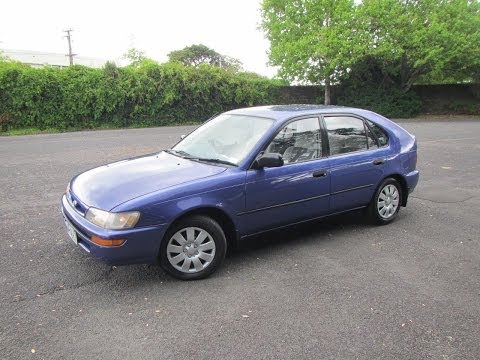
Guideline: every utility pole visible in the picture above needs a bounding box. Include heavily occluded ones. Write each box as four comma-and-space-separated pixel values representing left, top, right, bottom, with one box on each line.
63, 29, 76, 65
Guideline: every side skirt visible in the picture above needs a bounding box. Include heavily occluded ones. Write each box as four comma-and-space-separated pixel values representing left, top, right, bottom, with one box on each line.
239, 206, 368, 240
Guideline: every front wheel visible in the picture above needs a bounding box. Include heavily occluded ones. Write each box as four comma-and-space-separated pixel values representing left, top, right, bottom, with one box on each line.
368, 178, 402, 225
159, 215, 226, 280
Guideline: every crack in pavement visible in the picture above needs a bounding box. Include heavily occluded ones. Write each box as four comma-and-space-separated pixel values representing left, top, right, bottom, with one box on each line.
411, 195, 477, 204
9, 266, 116, 304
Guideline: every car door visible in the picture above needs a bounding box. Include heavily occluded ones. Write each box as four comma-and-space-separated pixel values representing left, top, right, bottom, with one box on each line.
240, 117, 331, 235
323, 115, 387, 211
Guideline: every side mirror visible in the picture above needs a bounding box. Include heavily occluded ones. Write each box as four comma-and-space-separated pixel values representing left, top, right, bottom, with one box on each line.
253, 153, 284, 169
180, 134, 186, 140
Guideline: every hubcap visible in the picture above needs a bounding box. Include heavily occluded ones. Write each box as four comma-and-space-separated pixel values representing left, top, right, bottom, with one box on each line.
166, 227, 216, 273
377, 184, 400, 219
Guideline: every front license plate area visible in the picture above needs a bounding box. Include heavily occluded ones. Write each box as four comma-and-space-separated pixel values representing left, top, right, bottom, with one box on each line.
64, 218, 78, 244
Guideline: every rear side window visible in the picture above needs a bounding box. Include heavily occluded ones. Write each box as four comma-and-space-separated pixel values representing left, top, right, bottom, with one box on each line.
367, 120, 389, 147
324, 116, 369, 155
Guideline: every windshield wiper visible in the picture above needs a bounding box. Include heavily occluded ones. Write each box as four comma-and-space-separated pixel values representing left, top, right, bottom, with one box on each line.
194, 158, 238, 167
164, 149, 193, 158
165, 150, 236, 166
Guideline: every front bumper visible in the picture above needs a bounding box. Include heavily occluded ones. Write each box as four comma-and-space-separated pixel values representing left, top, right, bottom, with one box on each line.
61, 195, 167, 265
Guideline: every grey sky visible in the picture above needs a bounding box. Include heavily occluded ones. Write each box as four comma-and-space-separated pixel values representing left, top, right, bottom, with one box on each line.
0, 0, 277, 77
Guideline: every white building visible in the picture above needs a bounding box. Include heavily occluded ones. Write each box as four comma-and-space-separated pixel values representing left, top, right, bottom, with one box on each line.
1, 49, 112, 68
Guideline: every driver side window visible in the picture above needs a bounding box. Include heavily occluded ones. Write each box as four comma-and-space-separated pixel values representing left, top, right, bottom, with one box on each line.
267, 118, 321, 164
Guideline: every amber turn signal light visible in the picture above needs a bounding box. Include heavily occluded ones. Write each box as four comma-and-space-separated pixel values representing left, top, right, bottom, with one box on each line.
90, 236, 125, 247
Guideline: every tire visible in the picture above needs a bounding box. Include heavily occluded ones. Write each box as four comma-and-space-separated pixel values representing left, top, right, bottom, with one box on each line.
368, 178, 402, 225
159, 215, 227, 280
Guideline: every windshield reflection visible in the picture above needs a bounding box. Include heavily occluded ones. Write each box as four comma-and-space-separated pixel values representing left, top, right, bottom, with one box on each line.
172, 114, 274, 166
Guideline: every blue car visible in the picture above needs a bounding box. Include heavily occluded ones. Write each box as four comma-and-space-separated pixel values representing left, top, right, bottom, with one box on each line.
62, 105, 419, 280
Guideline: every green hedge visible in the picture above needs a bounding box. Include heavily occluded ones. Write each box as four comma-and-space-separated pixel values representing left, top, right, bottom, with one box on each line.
336, 85, 422, 118
0, 59, 444, 132
0, 60, 283, 131
334, 56, 422, 118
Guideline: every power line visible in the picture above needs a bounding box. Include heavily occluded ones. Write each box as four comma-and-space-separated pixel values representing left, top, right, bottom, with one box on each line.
63, 29, 76, 65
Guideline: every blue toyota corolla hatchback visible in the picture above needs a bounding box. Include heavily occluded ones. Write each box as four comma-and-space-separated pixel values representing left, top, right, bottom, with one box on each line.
62, 105, 419, 280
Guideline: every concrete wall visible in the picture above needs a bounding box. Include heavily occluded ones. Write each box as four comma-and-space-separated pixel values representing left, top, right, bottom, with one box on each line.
275, 85, 325, 104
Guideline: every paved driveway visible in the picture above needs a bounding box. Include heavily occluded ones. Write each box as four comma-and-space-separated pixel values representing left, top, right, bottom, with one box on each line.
1, 119, 479, 359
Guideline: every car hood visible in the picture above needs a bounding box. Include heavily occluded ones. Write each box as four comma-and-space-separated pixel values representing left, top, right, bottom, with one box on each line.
71, 151, 227, 211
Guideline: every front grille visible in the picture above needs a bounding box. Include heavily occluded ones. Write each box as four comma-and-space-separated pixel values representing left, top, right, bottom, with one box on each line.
67, 191, 87, 216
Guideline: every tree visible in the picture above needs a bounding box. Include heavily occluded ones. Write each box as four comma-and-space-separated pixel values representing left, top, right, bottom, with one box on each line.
261, 0, 358, 104
261, 0, 480, 103
167, 44, 243, 71
357, 0, 480, 90
122, 48, 147, 66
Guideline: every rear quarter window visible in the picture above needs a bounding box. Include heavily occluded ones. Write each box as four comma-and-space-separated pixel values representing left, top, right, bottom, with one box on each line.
324, 116, 368, 155
367, 120, 389, 147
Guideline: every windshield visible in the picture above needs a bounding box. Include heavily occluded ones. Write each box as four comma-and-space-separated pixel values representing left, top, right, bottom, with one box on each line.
172, 114, 274, 166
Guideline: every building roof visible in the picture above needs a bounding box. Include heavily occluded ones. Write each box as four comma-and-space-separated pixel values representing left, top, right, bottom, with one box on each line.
2, 49, 111, 68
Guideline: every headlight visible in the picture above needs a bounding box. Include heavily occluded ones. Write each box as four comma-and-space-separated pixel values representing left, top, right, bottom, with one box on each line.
85, 208, 140, 230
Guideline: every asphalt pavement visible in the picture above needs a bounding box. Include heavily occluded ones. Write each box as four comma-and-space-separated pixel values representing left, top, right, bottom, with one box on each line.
1, 118, 479, 359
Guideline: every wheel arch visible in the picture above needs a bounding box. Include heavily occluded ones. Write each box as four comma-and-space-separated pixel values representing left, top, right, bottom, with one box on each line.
382, 173, 408, 206
164, 206, 239, 252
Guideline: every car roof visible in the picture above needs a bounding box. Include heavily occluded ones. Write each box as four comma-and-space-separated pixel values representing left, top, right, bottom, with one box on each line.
224, 105, 373, 123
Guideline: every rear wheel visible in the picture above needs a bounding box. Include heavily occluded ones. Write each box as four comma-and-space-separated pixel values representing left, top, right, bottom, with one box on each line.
369, 178, 402, 225
159, 215, 226, 280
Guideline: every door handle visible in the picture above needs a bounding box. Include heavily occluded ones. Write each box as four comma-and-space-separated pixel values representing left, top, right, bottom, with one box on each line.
313, 170, 328, 177
373, 158, 385, 165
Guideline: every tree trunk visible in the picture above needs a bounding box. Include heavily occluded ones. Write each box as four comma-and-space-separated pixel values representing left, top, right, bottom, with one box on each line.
324, 77, 331, 105
400, 55, 410, 91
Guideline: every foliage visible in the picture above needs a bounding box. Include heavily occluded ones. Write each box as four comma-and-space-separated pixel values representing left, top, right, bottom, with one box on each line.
442, 99, 480, 115
336, 56, 422, 118
122, 48, 147, 66
337, 85, 422, 118
0, 60, 281, 131
357, 0, 480, 91
261, 0, 480, 107
168, 44, 243, 72
261, 0, 359, 103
